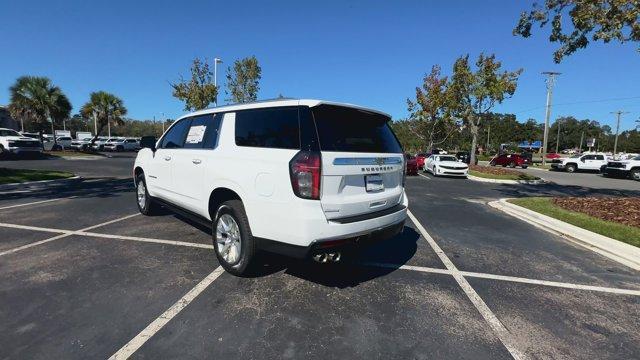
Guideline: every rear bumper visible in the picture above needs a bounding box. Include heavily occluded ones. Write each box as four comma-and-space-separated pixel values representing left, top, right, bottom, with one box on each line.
550, 163, 564, 169
250, 191, 409, 256
258, 218, 406, 259
604, 168, 629, 177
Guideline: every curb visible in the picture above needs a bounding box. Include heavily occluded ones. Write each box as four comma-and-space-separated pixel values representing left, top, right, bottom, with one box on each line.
467, 174, 546, 185
488, 198, 640, 271
0, 176, 82, 191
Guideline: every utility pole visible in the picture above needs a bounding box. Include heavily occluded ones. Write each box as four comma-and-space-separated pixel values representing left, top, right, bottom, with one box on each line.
541, 72, 560, 166
554, 118, 561, 154
611, 110, 629, 159
107, 114, 111, 138
161, 112, 165, 133
579, 131, 584, 152
214, 57, 223, 106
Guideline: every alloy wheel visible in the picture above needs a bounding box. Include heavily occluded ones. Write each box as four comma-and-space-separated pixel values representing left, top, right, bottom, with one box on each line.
137, 181, 146, 209
216, 214, 242, 264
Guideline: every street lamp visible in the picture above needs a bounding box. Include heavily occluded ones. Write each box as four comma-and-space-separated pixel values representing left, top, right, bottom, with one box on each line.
214, 57, 223, 106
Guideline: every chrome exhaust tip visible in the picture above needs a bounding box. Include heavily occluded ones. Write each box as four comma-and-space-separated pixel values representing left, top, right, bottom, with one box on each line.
313, 253, 328, 263
313, 252, 341, 263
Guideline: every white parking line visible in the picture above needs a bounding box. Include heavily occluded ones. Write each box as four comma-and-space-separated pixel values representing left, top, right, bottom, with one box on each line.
0, 213, 140, 257
408, 210, 526, 360
459, 270, 640, 296
0, 222, 72, 234
363, 262, 640, 297
79, 231, 214, 249
0, 196, 78, 211
417, 173, 430, 180
109, 266, 225, 360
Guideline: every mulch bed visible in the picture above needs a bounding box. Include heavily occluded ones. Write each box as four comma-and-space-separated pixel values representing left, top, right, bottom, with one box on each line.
469, 165, 525, 176
553, 197, 640, 228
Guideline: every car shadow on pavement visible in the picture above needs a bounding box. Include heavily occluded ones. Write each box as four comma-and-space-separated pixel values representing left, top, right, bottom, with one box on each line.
0, 178, 134, 202
256, 226, 420, 288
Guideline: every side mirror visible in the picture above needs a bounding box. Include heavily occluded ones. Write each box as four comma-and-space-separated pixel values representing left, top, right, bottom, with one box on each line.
140, 136, 157, 151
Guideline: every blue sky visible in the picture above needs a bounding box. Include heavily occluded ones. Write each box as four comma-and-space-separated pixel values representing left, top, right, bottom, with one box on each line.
1, 0, 638, 130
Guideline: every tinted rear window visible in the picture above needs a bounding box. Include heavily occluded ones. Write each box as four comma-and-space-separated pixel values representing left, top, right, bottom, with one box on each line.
311, 105, 402, 153
235, 107, 300, 149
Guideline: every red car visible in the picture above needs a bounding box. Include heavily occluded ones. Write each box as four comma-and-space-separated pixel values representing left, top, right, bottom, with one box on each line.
490, 153, 530, 168
415, 153, 429, 170
405, 154, 418, 175
545, 153, 562, 159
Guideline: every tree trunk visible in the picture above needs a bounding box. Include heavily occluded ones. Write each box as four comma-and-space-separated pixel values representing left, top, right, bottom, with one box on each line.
469, 121, 479, 165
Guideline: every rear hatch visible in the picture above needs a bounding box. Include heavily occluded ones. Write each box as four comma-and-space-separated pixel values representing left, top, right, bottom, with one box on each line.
310, 104, 404, 221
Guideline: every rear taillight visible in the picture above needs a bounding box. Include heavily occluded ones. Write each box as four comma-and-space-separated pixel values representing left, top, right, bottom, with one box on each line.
289, 151, 321, 200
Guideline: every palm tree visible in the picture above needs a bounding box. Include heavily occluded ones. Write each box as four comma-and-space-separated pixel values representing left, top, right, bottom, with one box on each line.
80, 91, 127, 144
8, 76, 72, 145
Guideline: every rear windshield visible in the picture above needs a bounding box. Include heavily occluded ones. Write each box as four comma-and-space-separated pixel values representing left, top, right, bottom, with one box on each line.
311, 105, 402, 153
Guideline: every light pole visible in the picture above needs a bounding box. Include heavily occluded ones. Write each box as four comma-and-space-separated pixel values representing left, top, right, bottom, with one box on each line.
611, 110, 629, 158
541, 72, 560, 166
161, 112, 165, 133
93, 111, 98, 137
214, 57, 223, 106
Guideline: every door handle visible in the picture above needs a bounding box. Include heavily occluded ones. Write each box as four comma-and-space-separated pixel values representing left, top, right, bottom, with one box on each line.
192, 159, 202, 164
164, 156, 171, 161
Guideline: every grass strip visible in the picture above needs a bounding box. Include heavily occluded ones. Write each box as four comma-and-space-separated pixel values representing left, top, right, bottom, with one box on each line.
0, 168, 74, 184
509, 197, 640, 247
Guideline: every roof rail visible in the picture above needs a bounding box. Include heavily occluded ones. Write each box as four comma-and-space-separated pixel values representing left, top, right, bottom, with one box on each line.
204, 97, 297, 111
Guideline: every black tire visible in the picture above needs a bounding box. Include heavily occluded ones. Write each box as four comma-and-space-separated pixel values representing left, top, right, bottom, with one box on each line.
521, 165, 528, 169
489, 161, 495, 166
630, 168, 640, 181
116, 145, 124, 152
432, 166, 438, 177
213, 200, 257, 276
566, 164, 577, 173
509, 162, 516, 168
0, 144, 5, 158
135, 173, 159, 215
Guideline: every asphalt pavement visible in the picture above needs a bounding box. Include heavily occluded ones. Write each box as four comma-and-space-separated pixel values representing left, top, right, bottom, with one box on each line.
0, 155, 638, 359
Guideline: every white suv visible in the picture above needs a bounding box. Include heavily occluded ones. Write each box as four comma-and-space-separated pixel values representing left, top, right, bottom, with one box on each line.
133, 99, 408, 275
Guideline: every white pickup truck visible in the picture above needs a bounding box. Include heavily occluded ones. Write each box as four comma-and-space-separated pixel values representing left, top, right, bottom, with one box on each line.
603, 156, 640, 181
550, 153, 608, 173
0, 128, 43, 155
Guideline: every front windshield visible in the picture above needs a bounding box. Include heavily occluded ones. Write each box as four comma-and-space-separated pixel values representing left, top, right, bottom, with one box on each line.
570, 154, 581, 158
0, 129, 21, 137
633, 156, 640, 161
439, 156, 458, 162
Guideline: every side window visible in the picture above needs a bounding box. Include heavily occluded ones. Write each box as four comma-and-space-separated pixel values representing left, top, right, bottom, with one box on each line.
184, 114, 223, 149
235, 107, 300, 149
596, 155, 605, 160
160, 118, 192, 149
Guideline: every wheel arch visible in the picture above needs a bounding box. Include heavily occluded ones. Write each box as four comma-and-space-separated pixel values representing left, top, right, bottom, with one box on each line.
133, 166, 144, 184
208, 187, 244, 221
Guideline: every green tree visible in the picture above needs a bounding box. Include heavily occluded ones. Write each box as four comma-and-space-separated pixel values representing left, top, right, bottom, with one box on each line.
80, 91, 127, 143
226, 56, 261, 103
406, 65, 458, 151
171, 58, 219, 111
514, 1, 640, 63
390, 119, 427, 153
8, 76, 72, 144
448, 54, 522, 164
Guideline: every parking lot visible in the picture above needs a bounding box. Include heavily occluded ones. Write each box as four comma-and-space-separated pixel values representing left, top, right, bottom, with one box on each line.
1, 155, 639, 359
